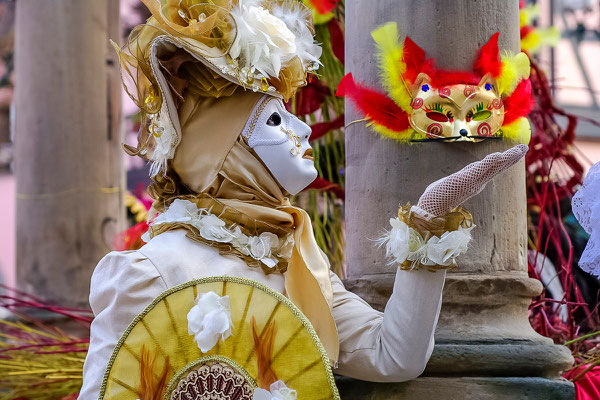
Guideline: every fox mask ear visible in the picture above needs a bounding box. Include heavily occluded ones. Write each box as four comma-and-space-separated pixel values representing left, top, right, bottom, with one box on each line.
474, 32, 502, 77
477, 74, 500, 95
412, 73, 433, 96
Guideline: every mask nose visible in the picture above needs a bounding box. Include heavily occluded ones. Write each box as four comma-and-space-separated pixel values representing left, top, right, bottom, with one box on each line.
453, 120, 469, 138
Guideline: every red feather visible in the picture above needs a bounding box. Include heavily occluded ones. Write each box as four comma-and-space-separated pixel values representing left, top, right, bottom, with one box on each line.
403, 36, 434, 83
520, 26, 534, 40
431, 70, 481, 87
474, 32, 501, 78
336, 73, 410, 132
309, 0, 339, 14
502, 79, 534, 125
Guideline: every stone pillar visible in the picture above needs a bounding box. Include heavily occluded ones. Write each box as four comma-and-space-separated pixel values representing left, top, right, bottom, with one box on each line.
14, 0, 124, 308
342, 0, 574, 398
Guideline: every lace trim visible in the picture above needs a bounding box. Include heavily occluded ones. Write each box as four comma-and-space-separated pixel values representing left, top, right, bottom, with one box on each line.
376, 204, 474, 271
145, 199, 294, 273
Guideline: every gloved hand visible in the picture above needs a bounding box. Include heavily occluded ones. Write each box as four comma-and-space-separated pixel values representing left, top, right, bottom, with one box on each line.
415, 144, 529, 218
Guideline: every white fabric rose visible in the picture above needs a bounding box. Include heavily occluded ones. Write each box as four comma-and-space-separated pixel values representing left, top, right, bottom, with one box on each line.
195, 214, 236, 243
147, 201, 292, 267
230, 1, 297, 78
151, 199, 198, 225
384, 218, 411, 264
247, 232, 280, 269
276, 234, 295, 260
426, 226, 473, 266
380, 217, 473, 269
253, 380, 297, 400
187, 292, 233, 353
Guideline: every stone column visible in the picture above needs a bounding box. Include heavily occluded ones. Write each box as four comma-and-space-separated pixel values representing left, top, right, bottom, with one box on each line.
14, 0, 124, 308
342, 0, 574, 398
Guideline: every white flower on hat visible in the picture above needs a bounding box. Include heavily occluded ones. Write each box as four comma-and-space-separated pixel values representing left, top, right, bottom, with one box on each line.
253, 380, 297, 400
229, 0, 321, 80
187, 291, 233, 353
230, 0, 297, 79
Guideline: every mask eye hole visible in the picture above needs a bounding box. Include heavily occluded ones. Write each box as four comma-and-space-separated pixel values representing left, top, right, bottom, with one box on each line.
267, 112, 282, 126
426, 111, 449, 122
472, 110, 491, 121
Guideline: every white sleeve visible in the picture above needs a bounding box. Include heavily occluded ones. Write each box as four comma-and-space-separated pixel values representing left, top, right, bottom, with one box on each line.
331, 268, 446, 382
78, 251, 168, 400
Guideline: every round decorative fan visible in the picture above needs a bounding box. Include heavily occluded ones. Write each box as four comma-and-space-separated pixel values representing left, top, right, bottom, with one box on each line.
99, 276, 339, 400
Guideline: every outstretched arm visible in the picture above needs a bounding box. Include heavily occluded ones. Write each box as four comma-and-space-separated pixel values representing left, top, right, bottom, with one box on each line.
331, 145, 528, 382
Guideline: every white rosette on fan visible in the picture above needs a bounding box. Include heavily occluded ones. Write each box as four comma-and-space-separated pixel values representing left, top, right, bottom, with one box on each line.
253, 380, 298, 400
187, 291, 234, 353
572, 162, 600, 276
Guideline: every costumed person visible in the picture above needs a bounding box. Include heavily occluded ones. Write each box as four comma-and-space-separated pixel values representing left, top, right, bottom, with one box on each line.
572, 162, 600, 277
80, 3, 530, 399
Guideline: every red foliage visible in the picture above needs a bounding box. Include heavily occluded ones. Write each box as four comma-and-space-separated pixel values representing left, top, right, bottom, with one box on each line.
113, 221, 149, 251
292, 78, 331, 116
474, 32, 501, 78
310, 114, 345, 142
525, 56, 598, 370
564, 366, 600, 399
336, 73, 410, 132
307, 177, 345, 200
328, 19, 345, 65
502, 79, 534, 125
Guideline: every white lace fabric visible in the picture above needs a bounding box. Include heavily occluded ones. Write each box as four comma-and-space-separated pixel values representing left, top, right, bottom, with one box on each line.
144, 199, 294, 269
417, 144, 529, 217
572, 162, 600, 276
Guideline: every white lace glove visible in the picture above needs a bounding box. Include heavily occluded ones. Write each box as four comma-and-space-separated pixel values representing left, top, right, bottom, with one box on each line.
379, 144, 529, 270
414, 144, 529, 219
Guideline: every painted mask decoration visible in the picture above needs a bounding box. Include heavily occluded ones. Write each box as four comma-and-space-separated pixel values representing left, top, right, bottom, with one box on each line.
337, 22, 533, 144
409, 74, 505, 141
243, 96, 318, 195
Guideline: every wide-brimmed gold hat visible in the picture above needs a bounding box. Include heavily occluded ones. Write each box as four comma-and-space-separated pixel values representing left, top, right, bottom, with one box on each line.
113, 0, 321, 176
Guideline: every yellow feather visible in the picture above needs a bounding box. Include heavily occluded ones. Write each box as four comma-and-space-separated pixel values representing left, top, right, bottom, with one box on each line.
497, 51, 530, 96
501, 117, 531, 144
521, 26, 559, 55
521, 31, 542, 54
371, 22, 413, 112
519, 4, 540, 28
538, 26, 560, 49
372, 124, 419, 141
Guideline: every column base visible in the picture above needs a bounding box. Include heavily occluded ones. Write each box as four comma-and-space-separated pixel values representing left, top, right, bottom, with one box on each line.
335, 376, 574, 400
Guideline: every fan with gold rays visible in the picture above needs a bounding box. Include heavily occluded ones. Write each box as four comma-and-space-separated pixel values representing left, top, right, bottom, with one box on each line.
99, 276, 340, 400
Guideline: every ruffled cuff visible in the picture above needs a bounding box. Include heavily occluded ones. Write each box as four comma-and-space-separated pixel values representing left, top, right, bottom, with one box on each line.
377, 203, 474, 271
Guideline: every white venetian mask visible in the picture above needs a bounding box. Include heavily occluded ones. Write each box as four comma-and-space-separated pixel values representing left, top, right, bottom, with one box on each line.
243, 96, 318, 195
